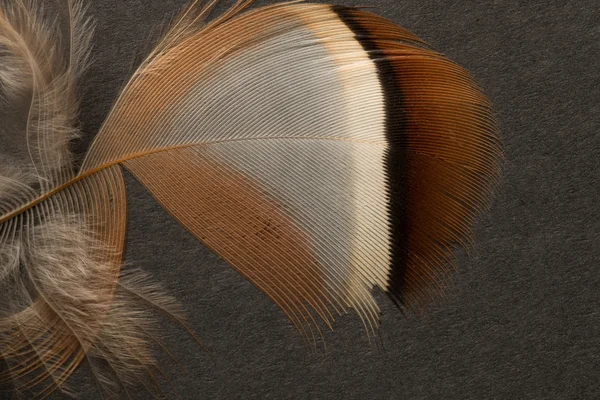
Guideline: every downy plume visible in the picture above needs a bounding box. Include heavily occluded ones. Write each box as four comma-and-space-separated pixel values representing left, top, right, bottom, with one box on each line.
1, 1, 188, 398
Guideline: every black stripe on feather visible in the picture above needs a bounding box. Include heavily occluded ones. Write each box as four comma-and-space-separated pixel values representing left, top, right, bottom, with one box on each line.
332, 5, 410, 306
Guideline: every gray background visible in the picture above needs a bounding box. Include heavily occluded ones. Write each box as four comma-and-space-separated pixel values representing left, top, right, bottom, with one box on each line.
4, 0, 600, 398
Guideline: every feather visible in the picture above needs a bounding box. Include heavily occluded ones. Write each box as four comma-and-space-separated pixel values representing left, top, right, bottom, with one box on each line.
82, 0, 501, 331
0, 0, 502, 397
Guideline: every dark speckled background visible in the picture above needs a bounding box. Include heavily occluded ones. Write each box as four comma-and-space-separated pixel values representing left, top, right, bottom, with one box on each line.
2, 0, 599, 398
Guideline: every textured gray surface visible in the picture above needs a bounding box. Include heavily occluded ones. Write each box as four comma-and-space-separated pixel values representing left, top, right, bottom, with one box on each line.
4, 0, 600, 398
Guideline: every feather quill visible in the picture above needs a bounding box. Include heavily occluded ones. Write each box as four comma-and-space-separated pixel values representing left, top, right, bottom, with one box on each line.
0, 0, 502, 397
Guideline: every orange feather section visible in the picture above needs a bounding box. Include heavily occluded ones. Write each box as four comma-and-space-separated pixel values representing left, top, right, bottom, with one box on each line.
125, 148, 337, 343
332, 6, 502, 308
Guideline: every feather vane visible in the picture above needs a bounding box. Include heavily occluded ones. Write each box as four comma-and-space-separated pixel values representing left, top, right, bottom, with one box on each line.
0, 0, 502, 397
